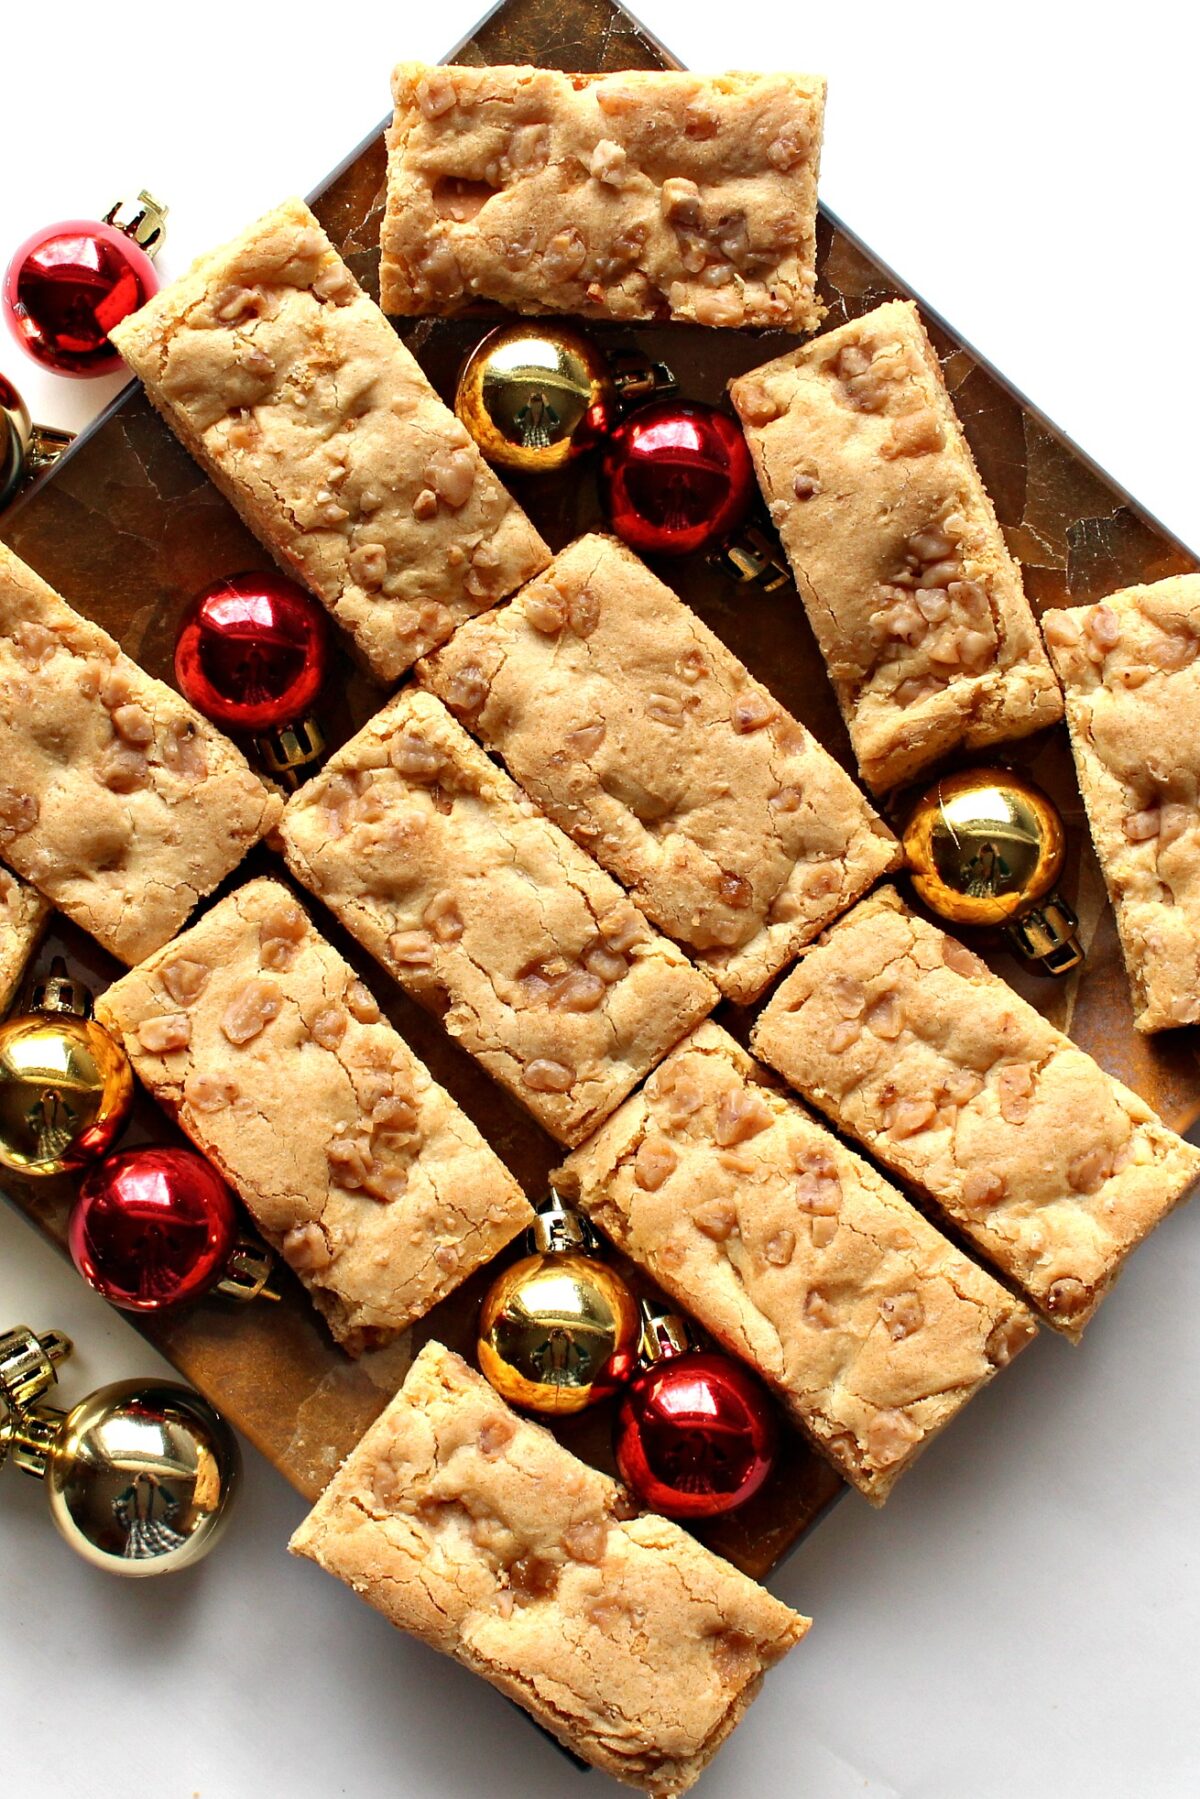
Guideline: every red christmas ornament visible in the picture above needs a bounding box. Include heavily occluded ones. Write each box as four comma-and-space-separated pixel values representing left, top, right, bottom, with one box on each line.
175, 572, 330, 734
599, 400, 755, 558
614, 1306, 776, 1519
3, 194, 167, 378
68, 1145, 275, 1313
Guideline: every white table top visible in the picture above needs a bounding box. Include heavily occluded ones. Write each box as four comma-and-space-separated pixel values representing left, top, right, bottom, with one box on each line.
3, 4, 1198, 1796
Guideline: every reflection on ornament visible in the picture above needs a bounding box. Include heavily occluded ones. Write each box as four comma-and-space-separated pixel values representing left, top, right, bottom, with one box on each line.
0, 372, 74, 509
477, 1190, 638, 1414
70, 1145, 277, 1313
1, 1362, 239, 1576
0, 961, 133, 1176
902, 766, 1082, 974
613, 1304, 777, 1519
455, 320, 675, 474
599, 400, 755, 557
3, 192, 168, 376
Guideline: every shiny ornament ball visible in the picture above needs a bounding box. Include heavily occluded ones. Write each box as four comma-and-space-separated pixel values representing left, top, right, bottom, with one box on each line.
174, 571, 330, 733
3, 220, 158, 376
614, 1349, 777, 1519
0, 1012, 133, 1177
1, 372, 33, 508
599, 400, 755, 557
42, 1379, 239, 1575
478, 1250, 639, 1415
456, 321, 616, 473
70, 1146, 239, 1312
902, 766, 1066, 927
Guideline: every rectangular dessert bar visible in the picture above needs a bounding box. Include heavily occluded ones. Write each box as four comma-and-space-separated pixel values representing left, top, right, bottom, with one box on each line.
290, 1340, 808, 1794
1043, 578, 1200, 1033
557, 1021, 1036, 1503
383, 65, 826, 331
730, 300, 1063, 792
278, 690, 717, 1145
109, 198, 549, 685
0, 867, 48, 1013
420, 534, 900, 1003
0, 544, 281, 966
96, 879, 532, 1355
751, 887, 1200, 1337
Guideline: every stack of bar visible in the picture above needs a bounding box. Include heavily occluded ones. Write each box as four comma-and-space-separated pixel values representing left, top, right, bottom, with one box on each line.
96, 880, 532, 1355
109, 198, 549, 684
290, 1341, 809, 1796
556, 1021, 1037, 1503
731, 300, 1063, 792
0, 544, 280, 965
383, 66, 826, 331
752, 888, 1200, 1337
420, 533, 900, 1002
278, 688, 718, 1145
1043, 576, 1200, 1033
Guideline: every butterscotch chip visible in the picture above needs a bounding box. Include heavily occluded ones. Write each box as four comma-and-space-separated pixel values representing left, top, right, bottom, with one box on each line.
751, 887, 1200, 1336
0, 866, 48, 1014
382, 66, 826, 332
278, 691, 716, 1146
420, 536, 899, 1003
730, 301, 1063, 792
557, 1021, 1036, 1504
0, 545, 280, 966
96, 880, 531, 1355
1043, 575, 1200, 1033
289, 1342, 808, 1794
109, 198, 549, 685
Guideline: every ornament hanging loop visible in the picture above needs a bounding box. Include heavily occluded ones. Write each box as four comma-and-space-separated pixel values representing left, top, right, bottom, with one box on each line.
102, 191, 169, 259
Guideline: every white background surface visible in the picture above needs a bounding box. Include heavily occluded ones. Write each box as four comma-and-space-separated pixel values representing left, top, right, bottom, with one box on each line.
3, 3, 1199, 1795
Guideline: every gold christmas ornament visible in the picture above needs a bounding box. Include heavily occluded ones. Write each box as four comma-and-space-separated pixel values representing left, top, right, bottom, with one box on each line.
477, 1190, 639, 1415
1, 373, 73, 509
0, 961, 134, 1176
455, 321, 673, 474
902, 766, 1083, 974
1, 1342, 239, 1576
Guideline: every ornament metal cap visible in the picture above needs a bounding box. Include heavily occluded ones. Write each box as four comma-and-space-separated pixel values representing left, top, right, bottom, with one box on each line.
0, 1324, 73, 1414
30, 955, 92, 1018
101, 191, 169, 259
527, 1186, 595, 1256
637, 1300, 696, 1365
710, 519, 792, 592
255, 716, 327, 788
216, 1236, 281, 1303
2, 374, 74, 508
901, 766, 1084, 975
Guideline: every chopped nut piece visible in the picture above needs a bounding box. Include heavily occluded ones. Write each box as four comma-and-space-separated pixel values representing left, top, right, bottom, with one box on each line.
137, 1012, 191, 1053
221, 977, 283, 1045
634, 1136, 678, 1190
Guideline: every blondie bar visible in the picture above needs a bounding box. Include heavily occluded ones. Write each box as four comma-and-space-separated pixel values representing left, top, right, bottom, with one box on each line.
290, 1341, 808, 1794
0, 545, 280, 966
751, 887, 1200, 1336
730, 301, 1062, 791
382, 65, 826, 331
556, 1021, 1035, 1502
96, 880, 531, 1354
0, 867, 48, 1013
278, 690, 717, 1145
420, 534, 899, 1003
109, 198, 549, 685
1043, 578, 1200, 1033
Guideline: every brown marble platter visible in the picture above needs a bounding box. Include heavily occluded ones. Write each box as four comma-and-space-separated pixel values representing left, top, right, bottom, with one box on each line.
2, 0, 1199, 1581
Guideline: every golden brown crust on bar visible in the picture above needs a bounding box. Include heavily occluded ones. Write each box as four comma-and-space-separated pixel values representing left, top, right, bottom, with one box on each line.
96, 880, 531, 1354
420, 534, 900, 1003
1043, 578, 1200, 1033
382, 65, 825, 331
290, 1341, 808, 1793
278, 690, 717, 1145
751, 887, 1200, 1335
0, 866, 48, 1013
556, 1021, 1035, 1502
730, 301, 1062, 791
0, 545, 281, 966
110, 198, 549, 684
